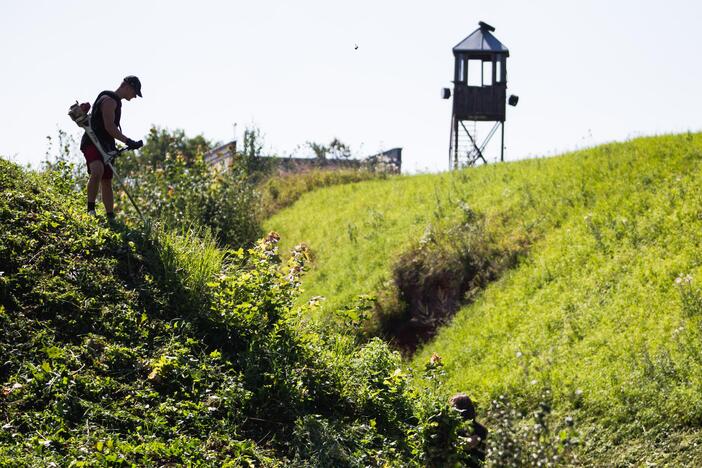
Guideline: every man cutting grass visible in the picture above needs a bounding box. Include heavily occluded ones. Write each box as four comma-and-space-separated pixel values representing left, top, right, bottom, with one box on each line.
80, 75, 143, 218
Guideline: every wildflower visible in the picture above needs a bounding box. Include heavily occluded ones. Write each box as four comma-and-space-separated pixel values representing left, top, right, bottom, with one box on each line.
675, 273, 693, 286
294, 242, 309, 254
265, 231, 280, 244
286, 264, 303, 284
308, 296, 325, 306
1, 383, 22, 397
419, 224, 434, 246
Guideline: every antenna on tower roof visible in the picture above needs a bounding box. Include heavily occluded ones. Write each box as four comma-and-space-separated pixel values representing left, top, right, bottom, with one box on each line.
478, 21, 495, 32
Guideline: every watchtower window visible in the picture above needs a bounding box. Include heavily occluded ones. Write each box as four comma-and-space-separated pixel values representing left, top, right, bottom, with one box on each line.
467, 59, 482, 86
496, 57, 506, 83
482, 61, 493, 86
458, 58, 466, 83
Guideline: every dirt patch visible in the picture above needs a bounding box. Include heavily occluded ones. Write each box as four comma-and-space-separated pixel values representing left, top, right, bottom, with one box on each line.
375, 212, 527, 355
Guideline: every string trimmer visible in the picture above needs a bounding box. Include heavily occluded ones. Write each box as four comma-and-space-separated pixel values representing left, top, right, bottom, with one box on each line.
68, 101, 146, 223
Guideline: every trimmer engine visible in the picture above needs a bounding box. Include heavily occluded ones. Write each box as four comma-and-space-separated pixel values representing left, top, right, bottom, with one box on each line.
68, 101, 91, 127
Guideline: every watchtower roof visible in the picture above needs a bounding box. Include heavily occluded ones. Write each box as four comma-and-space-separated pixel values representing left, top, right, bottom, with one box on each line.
453, 22, 509, 57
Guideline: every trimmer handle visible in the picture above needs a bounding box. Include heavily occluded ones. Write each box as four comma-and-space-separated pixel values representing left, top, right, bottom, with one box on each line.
104, 146, 131, 165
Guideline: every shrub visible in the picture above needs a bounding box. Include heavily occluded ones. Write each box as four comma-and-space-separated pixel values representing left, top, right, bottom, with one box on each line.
375, 204, 526, 353
116, 147, 261, 248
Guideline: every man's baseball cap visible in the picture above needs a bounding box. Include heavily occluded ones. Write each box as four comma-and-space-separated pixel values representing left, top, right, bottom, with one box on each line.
123, 75, 142, 97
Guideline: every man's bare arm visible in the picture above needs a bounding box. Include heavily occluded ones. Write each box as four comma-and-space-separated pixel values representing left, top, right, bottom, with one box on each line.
100, 97, 129, 144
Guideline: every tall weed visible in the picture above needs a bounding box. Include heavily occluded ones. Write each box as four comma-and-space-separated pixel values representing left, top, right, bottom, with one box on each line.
154, 224, 226, 303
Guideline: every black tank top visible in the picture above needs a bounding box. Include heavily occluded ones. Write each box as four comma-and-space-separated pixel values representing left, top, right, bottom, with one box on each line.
80, 90, 122, 151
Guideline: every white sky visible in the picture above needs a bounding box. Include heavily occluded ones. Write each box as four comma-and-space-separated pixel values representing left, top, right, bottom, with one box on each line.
2, 0, 702, 173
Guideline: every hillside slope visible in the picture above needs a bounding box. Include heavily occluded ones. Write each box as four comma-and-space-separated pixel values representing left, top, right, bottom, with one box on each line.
0, 158, 476, 466
265, 133, 702, 464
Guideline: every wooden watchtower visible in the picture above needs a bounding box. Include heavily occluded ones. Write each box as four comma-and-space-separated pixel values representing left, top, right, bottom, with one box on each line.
443, 21, 517, 168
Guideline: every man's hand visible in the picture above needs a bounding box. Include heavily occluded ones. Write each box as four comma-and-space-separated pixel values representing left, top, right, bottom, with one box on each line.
126, 139, 144, 150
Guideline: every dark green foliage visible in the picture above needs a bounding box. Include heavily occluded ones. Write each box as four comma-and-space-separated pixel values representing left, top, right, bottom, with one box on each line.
0, 158, 470, 466
120, 126, 211, 171
306, 138, 351, 161
114, 126, 261, 248
42, 129, 85, 191
238, 127, 275, 181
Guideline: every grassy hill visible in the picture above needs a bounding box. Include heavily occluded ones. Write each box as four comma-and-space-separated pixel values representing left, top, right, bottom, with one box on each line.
0, 158, 479, 466
265, 133, 702, 464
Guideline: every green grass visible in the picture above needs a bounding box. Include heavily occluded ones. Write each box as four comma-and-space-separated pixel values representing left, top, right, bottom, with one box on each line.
0, 157, 481, 466
258, 167, 385, 219
265, 132, 702, 463
265, 173, 464, 317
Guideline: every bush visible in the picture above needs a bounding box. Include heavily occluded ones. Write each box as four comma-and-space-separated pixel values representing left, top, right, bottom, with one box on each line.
375, 204, 526, 353
114, 127, 261, 248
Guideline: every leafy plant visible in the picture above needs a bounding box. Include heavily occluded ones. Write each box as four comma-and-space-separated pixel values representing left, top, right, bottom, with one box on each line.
113, 127, 261, 248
